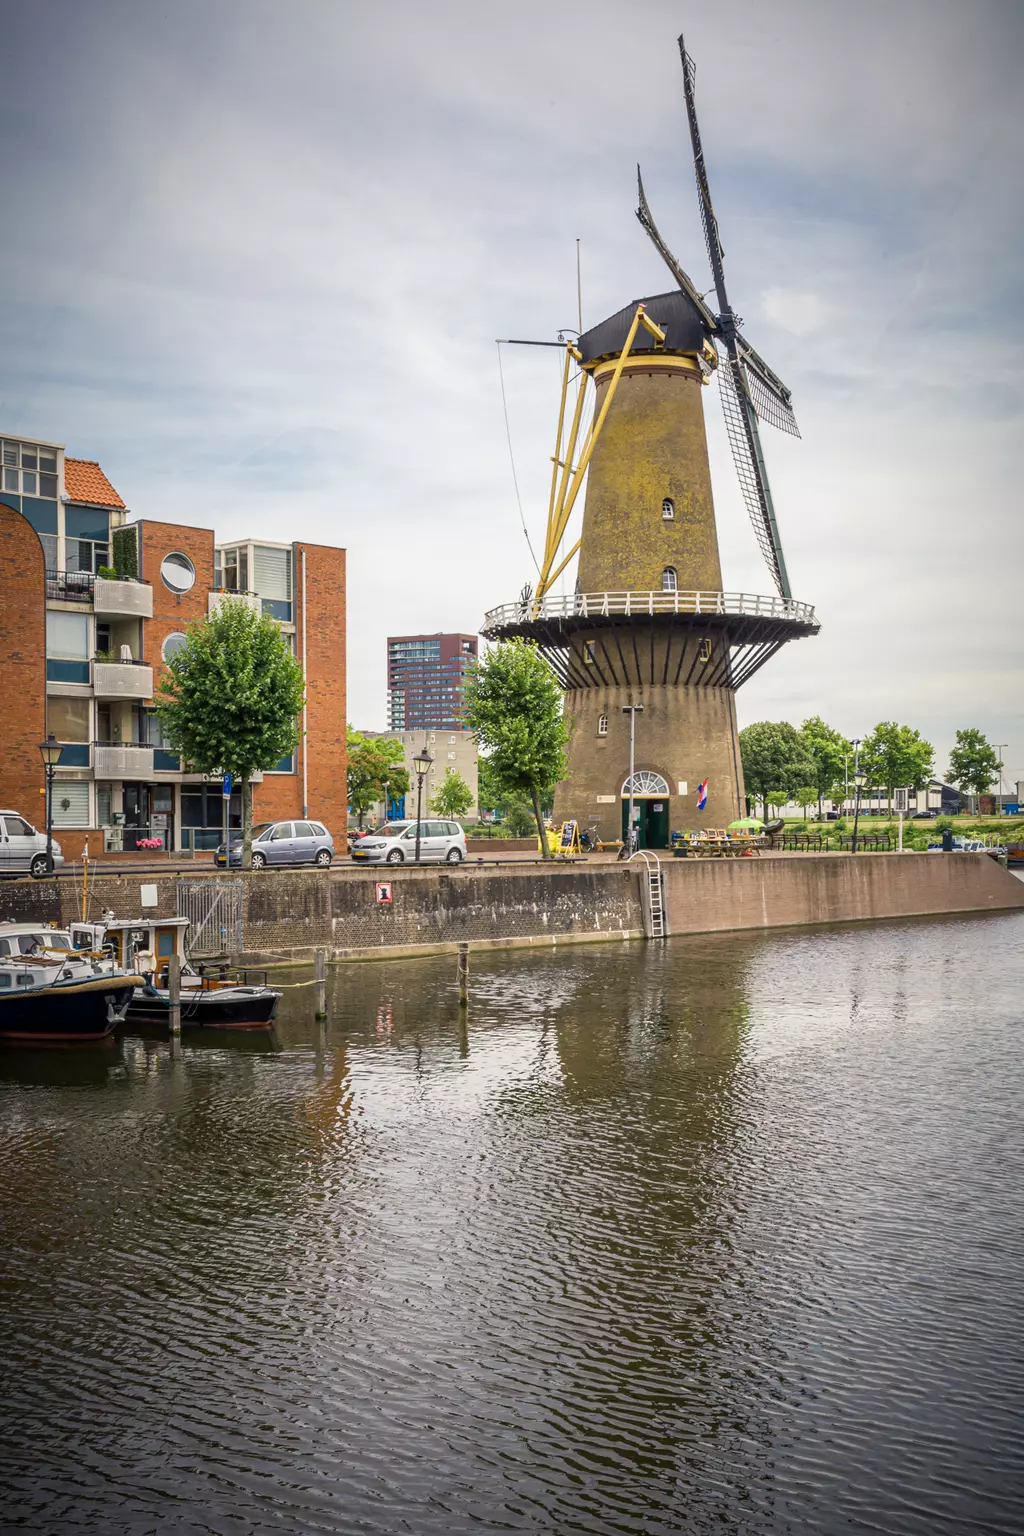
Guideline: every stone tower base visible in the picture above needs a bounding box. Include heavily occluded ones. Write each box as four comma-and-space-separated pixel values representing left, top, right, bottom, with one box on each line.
553, 683, 745, 843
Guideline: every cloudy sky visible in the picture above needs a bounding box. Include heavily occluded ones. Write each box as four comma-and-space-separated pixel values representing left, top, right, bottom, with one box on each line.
2, 0, 1021, 784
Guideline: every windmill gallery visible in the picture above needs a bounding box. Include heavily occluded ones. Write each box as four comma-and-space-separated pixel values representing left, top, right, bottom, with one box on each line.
483, 34, 819, 847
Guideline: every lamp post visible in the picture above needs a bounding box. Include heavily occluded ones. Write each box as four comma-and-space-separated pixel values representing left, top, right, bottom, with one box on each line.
382, 779, 390, 830
622, 702, 644, 854
851, 737, 865, 854
39, 733, 62, 875
994, 744, 1008, 817
413, 749, 433, 864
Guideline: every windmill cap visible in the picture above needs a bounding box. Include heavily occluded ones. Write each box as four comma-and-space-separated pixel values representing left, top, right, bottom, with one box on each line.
578, 289, 713, 366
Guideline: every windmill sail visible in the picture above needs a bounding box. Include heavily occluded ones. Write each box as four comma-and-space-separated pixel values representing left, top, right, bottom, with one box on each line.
636, 169, 718, 332
677, 32, 795, 599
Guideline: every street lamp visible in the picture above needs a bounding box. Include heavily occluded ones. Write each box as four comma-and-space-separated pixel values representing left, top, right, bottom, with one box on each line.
622, 703, 644, 855
412, 748, 433, 864
39, 733, 62, 875
851, 735, 866, 855
382, 779, 390, 830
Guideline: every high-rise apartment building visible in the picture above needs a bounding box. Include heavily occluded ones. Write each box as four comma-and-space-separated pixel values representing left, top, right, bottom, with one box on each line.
0, 432, 347, 856
387, 632, 477, 731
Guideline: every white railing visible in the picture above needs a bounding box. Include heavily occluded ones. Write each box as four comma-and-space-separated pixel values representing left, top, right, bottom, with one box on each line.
482, 590, 817, 629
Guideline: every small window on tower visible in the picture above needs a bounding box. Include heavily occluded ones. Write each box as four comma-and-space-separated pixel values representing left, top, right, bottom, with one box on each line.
698, 638, 712, 663
597, 715, 609, 737
584, 641, 596, 664
661, 567, 677, 592
662, 497, 675, 520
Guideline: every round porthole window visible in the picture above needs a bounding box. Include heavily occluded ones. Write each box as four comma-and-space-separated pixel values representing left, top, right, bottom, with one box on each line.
162, 632, 188, 663
161, 551, 196, 593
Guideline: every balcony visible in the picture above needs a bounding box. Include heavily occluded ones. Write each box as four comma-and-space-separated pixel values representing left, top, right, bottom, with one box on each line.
93, 741, 155, 779
46, 571, 95, 604
94, 577, 153, 618
93, 659, 153, 699
209, 589, 261, 619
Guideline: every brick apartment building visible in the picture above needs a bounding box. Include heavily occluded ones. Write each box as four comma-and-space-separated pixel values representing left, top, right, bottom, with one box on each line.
386, 632, 477, 732
0, 433, 346, 856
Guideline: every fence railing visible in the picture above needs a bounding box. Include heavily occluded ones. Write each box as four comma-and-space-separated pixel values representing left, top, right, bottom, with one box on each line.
482, 589, 818, 630
47, 571, 96, 602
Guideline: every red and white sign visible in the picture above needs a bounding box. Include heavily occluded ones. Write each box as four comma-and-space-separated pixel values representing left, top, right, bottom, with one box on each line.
375, 882, 393, 905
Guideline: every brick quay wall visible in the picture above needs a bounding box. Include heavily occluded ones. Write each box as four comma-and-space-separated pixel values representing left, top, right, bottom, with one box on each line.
0, 854, 1020, 964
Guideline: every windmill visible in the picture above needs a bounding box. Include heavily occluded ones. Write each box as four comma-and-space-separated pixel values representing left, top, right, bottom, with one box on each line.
482, 35, 818, 841
637, 33, 799, 600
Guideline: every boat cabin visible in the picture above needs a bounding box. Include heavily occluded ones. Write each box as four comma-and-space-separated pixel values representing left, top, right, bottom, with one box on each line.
70, 916, 190, 973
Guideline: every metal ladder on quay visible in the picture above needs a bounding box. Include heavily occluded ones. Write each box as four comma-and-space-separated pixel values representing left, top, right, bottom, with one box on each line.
629, 851, 667, 939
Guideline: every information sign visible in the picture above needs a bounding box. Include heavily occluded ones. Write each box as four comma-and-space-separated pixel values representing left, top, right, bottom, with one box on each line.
375, 882, 393, 905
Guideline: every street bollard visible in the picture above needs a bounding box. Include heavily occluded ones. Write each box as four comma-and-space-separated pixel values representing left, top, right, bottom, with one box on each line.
314, 949, 327, 1019
457, 942, 469, 1008
168, 954, 181, 1036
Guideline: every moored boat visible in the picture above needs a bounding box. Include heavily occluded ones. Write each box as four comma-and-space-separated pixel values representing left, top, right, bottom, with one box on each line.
69, 916, 281, 1030
0, 924, 141, 1042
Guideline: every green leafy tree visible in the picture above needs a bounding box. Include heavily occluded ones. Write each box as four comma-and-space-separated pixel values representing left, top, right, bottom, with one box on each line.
795, 786, 820, 820
429, 767, 474, 821
801, 716, 852, 817
860, 721, 934, 809
347, 729, 410, 828
739, 721, 816, 818
463, 639, 568, 858
947, 728, 1001, 800
156, 602, 305, 867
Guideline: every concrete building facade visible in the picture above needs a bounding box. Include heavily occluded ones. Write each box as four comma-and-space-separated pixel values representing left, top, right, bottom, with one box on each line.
0, 433, 346, 855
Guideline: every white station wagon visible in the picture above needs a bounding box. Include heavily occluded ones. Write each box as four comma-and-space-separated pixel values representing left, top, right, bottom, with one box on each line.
352, 820, 467, 865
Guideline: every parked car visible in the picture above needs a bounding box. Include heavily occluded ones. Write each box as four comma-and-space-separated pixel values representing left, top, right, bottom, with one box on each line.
912, 809, 939, 820
0, 811, 64, 878
351, 820, 467, 864
216, 819, 334, 869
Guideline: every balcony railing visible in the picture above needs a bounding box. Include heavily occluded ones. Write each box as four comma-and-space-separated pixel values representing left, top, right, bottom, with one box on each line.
92, 741, 155, 779
93, 659, 153, 699
482, 589, 819, 630
46, 571, 95, 603
93, 576, 152, 618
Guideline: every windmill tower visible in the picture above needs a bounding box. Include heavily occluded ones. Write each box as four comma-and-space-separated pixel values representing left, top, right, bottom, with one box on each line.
482, 36, 819, 846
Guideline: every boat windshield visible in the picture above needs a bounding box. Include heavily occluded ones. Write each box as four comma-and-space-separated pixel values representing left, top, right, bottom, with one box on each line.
0, 933, 71, 957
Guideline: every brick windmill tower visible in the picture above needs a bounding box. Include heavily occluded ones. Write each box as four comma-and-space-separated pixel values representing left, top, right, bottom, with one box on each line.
483, 36, 818, 847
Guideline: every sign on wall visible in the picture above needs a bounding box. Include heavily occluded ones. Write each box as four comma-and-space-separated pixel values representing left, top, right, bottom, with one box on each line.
375, 882, 393, 905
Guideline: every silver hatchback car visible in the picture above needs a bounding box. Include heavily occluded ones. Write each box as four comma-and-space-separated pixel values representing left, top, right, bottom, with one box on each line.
0, 811, 64, 878
216, 819, 335, 869
352, 820, 467, 865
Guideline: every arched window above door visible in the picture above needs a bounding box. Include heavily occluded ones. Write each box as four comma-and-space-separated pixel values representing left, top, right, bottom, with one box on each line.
621, 771, 670, 797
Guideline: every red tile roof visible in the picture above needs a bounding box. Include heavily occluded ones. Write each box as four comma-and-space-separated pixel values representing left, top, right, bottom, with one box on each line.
64, 458, 126, 510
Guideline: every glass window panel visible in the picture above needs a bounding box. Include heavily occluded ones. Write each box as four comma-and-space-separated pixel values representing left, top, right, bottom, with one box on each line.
65, 539, 93, 574
38, 447, 57, 472
47, 611, 90, 658
39, 534, 57, 570
47, 696, 90, 741
3, 467, 18, 491
21, 471, 36, 494
66, 505, 110, 541
3, 441, 19, 465
20, 497, 58, 535
21, 445, 37, 469
96, 783, 113, 826
38, 472, 57, 497
52, 783, 90, 828
46, 659, 90, 683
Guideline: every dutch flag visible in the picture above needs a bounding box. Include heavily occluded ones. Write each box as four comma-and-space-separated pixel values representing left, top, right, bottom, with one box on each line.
696, 779, 709, 811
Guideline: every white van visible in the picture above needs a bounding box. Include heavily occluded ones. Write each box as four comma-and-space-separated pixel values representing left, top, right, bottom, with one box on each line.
0, 812, 64, 877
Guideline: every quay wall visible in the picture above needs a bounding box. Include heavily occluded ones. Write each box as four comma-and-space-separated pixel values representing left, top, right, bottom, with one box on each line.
662, 851, 1024, 936
0, 854, 1020, 963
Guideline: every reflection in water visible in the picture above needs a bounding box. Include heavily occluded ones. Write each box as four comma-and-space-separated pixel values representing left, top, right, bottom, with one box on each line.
1, 914, 1023, 1534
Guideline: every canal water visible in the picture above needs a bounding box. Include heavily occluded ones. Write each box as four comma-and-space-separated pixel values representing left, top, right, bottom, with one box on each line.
2, 913, 1023, 1535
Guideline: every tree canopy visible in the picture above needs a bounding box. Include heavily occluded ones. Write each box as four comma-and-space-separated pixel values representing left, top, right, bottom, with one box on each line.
463, 639, 567, 857
739, 721, 816, 815
347, 729, 410, 826
947, 728, 1001, 797
860, 721, 933, 798
156, 601, 305, 864
800, 716, 852, 812
429, 767, 474, 821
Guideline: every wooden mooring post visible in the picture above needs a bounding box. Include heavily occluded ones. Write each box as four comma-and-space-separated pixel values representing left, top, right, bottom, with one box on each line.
314, 949, 327, 1019
457, 942, 469, 1007
168, 954, 181, 1036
